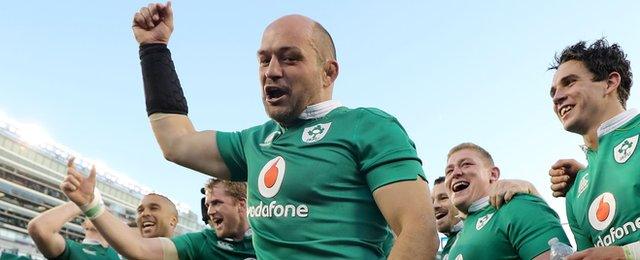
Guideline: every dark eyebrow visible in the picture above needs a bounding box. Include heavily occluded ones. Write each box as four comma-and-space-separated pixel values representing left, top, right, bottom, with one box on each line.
257, 46, 303, 57
559, 74, 579, 87
552, 74, 579, 89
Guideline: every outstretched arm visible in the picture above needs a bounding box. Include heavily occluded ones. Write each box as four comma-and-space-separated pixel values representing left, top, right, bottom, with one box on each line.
133, 2, 231, 179
374, 179, 439, 260
27, 202, 81, 258
60, 158, 177, 260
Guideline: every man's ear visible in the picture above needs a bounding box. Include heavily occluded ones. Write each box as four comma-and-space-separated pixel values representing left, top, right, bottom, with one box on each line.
489, 166, 501, 183
237, 198, 247, 213
604, 71, 621, 96
322, 60, 339, 88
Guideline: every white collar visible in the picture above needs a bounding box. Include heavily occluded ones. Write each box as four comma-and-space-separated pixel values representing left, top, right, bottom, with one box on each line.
597, 108, 639, 138
82, 238, 103, 245
467, 196, 490, 213
450, 220, 464, 233
222, 228, 252, 242
298, 100, 342, 120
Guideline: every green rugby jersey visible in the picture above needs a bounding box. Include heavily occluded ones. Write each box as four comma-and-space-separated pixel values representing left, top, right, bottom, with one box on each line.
0, 252, 32, 260
566, 110, 640, 250
170, 228, 255, 260
217, 106, 425, 259
448, 195, 569, 260
51, 240, 119, 260
439, 230, 459, 260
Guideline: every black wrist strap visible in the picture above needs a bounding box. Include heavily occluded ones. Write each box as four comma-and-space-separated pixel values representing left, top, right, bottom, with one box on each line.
140, 44, 188, 116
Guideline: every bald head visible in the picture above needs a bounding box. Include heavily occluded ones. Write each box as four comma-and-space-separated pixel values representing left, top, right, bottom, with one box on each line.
264, 15, 336, 64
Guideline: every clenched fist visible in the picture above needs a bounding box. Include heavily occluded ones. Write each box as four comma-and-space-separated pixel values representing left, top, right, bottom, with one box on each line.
132, 2, 174, 45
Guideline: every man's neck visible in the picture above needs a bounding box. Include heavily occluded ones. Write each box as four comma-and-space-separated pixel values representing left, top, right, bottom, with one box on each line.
229, 225, 251, 242
582, 108, 636, 149
444, 220, 463, 237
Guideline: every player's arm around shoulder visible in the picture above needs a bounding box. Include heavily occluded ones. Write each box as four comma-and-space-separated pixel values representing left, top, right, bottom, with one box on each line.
373, 178, 439, 260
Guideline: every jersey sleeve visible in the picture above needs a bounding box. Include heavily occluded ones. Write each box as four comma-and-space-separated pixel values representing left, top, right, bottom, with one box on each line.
503, 194, 571, 260
50, 239, 73, 260
354, 109, 426, 192
216, 131, 248, 181
566, 197, 593, 250
171, 232, 203, 260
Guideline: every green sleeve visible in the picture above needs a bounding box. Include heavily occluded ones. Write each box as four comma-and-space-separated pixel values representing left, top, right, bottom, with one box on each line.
171, 232, 204, 260
216, 131, 248, 181
503, 194, 570, 260
566, 197, 593, 250
354, 109, 426, 191
50, 239, 74, 260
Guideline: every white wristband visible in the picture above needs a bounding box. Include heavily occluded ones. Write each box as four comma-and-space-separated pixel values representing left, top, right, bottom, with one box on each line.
80, 188, 105, 220
622, 241, 640, 260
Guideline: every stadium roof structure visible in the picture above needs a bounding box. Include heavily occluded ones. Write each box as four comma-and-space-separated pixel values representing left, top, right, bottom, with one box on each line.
0, 112, 153, 198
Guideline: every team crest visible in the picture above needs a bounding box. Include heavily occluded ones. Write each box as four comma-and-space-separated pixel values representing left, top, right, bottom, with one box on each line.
217, 241, 234, 250
302, 122, 332, 143
455, 254, 464, 260
577, 173, 589, 198
475, 213, 493, 230
614, 135, 638, 163
260, 130, 281, 146
82, 249, 97, 255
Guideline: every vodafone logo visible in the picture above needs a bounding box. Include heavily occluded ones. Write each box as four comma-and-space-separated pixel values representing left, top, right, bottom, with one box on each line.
257, 156, 286, 198
588, 192, 616, 231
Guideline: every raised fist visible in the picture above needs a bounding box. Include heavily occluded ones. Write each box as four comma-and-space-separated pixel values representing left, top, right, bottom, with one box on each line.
132, 2, 174, 45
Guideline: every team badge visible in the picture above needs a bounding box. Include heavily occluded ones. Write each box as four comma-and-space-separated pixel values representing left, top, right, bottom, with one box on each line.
614, 135, 638, 163
257, 156, 286, 198
577, 173, 589, 198
217, 241, 233, 250
475, 213, 493, 230
455, 254, 464, 260
260, 130, 281, 146
588, 192, 616, 231
302, 122, 332, 143
82, 249, 97, 256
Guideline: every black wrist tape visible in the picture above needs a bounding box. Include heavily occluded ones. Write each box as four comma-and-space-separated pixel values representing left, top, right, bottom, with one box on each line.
140, 44, 188, 116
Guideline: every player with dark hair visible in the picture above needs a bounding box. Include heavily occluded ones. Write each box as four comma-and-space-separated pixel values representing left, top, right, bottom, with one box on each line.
548, 39, 640, 259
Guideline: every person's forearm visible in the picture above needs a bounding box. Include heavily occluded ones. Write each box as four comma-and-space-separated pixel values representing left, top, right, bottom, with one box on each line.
388, 222, 438, 260
91, 210, 163, 260
27, 201, 82, 258
28, 202, 81, 236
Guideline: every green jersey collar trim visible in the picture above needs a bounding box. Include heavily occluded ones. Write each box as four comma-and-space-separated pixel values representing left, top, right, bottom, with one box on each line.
597, 108, 639, 138
468, 196, 490, 213
298, 100, 343, 120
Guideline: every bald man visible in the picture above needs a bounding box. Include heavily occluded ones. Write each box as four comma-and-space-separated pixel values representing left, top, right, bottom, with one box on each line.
136, 193, 178, 238
61, 2, 438, 259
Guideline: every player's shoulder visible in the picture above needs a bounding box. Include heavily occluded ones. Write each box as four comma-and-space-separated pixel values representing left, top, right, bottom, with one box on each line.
173, 228, 211, 243
501, 194, 548, 211
350, 107, 397, 120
